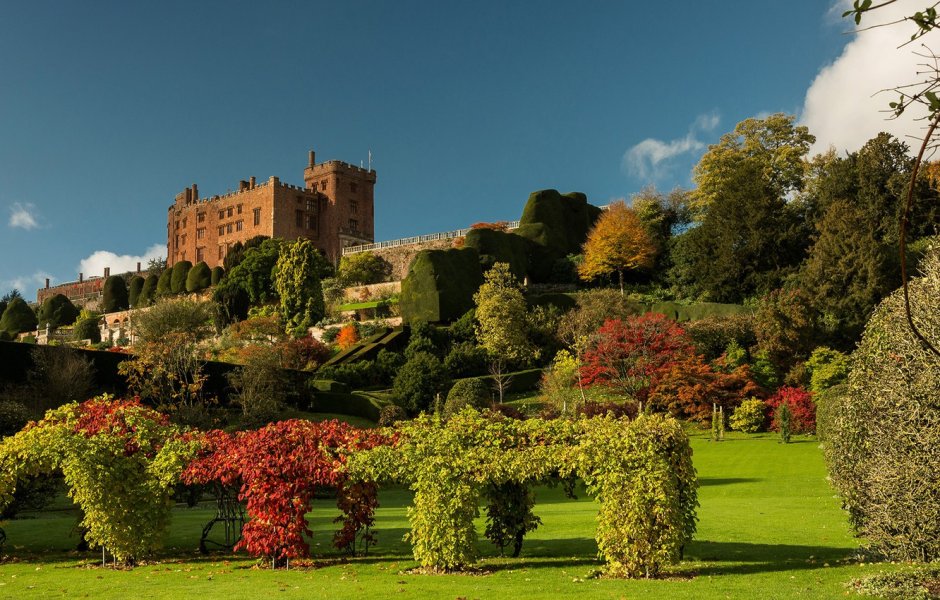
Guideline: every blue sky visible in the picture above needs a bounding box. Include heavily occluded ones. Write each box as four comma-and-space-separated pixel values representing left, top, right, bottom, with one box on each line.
0, 1, 897, 296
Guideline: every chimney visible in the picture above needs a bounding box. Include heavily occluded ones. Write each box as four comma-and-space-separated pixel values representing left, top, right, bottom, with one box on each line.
184, 187, 192, 203
79, 272, 84, 283
136, 262, 141, 273
239, 180, 249, 191
308, 150, 316, 167
104, 267, 110, 278
45, 278, 50, 289
191, 184, 198, 200
249, 176, 256, 188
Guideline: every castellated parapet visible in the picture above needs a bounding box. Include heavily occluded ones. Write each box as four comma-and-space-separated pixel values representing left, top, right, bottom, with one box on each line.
167, 149, 376, 268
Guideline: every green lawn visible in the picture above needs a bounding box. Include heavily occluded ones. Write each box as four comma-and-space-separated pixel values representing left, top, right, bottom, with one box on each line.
0, 432, 889, 599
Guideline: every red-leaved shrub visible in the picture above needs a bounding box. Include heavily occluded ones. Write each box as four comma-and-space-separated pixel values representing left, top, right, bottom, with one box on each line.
766, 386, 815, 434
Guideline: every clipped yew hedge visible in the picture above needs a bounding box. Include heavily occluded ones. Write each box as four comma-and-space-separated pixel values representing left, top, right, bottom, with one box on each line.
399, 247, 484, 323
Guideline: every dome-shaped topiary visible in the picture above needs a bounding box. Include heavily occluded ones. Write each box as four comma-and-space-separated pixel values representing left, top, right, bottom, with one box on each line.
442, 377, 492, 418
186, 261, 212, 293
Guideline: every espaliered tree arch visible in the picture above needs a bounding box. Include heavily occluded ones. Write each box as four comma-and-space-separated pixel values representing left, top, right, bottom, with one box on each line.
0, 397, 198, 564
347, 410, 698, 577
182, 419, 388, 565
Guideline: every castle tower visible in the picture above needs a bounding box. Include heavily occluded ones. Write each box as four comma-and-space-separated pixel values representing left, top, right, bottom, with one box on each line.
303, 149, 376, 261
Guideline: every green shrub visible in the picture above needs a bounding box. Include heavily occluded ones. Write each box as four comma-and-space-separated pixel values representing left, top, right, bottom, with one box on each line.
378, 404, 408, 426
775, 402, 792, 443
0, 297, 38, 335
156, 269, 172, 296
442, 378, 491, 418
463, 228, 530, 281
140, 274, 158, 307
805, 346, 850, 393
729, 398, 766, 433
210, 266, 225, 286
443, 342, 489, 378
72, 317, 101, 344
400, 248, 484, 324
128, 276, 145, 308
101, 276, 128, 313
185, 261, 212, 293
821, 249, 940, 561
514, 189, 601, 281
849, 563, 940, 600
337, 252, 392, 286
37, 293, 79, 329
0, 399, 30, 437
684, 313, 756, 361
392, 351, 450, 414
170, 260, 192, 294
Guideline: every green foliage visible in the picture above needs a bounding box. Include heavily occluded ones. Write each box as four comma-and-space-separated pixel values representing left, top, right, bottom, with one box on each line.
442, 378, 491, 418
156, 269, 172, 297
210, 266, 225, 286
849, 563, 940, 600
101, 276, 129, 313
453, 309, 481, 345
274, 239, 326, 335
169, 261, 192, 295
133, 298, 213, 343
463, 228, 529, 281
128, 276, 145, 308
539, 349, 582, 416
37, 294, 79, 329
443, 341, 489, 378
400, 248, 484, 324
220, 238, 284, 306
474, 263, 537, 366
222, 235, 269, 272
338, 252, 392, 286
514, 189, 602, 282
72, 316, 101, 343
484, 481, 541, 557
0, 398, 198, 563
185, 261, 212, 293
0, 297, 38, 335
0, 399, 30, 437
227, 351, 286, 426
821, 249, 940, 561
753, 288, 819, 374
805, 347, 850, 393
392, 351, 450, 414
729, 398, 766, 433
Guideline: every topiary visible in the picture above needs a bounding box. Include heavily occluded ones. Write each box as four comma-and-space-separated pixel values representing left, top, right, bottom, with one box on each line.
37, 293, 79, 329
442, 378, 491, 418
139, 274, 158, 307
399, 248, 484, 324
729, 398, 766, 433
73, 316, 101, 343
128, 275, 145, 308
156, 269, 172, 297
186, 261, 212, 293
0, 297, 38, 335
210, 266, 225, 286
170, 260, 192, 294
821, 248, 940, 561
101, 275, 129, 313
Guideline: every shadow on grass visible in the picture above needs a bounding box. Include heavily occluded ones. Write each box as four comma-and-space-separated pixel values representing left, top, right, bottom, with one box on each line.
698, 477, 762, 487
679, 539, 856, 576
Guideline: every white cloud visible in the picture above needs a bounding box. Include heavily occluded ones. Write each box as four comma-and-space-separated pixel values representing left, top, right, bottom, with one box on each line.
2, 270, 53, 296
623, 112, 720, 180
77, 243, 166, 278
802, 2, 935, 154
9, 203, 40, 230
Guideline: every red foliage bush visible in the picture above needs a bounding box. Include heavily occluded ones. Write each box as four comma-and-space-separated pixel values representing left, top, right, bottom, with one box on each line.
183, 420, 389, 562
336, 323, 360, 350
766, 386, 815, 434
647, 355, 762, 422
470, 221, 510, 231
277, 336, 331, 370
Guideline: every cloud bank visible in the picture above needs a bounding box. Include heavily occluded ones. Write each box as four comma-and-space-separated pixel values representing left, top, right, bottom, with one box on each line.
9, 203, 40, 230
623, 112, 720, 181
77, 243, 166, 279
802, 2, 935, 154
2, 270, 53, 296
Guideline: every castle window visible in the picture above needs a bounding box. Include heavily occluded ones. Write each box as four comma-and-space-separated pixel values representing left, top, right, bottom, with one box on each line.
350, 182, 358, 193
183, 218, 188, 228
253, 207, 261, 226
197, 228, 205, 239
181, 234, 187, 246
218, 245, 224, 260
348, 218, 358, 231
197, 212, 206, 223
227, 207, 233, 218
306, 198, 315, 211
350, 199, 358, 214
175, 235, 180, 248
306, 214, 317, 231
218, 226, 224, 236
196, 247, 204, 262
175, 220, 180, 230
235, 220, 243, 232
295, 210, 303, 228
226, 224, 232, 234
320, 180, 327, 191
237, 204, 242, 214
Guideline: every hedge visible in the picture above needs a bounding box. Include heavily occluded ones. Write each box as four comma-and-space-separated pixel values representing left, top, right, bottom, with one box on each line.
399, 247, 484, 324
186, 262, 212, 293
128, 276, 145, 308
463, 228, 530, 281
514, 190, 601, 282
307, 388, 389, 422
170, 261, 192, 295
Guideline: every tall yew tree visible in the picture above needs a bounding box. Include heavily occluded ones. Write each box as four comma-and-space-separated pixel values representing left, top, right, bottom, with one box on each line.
274, 239, 326, 335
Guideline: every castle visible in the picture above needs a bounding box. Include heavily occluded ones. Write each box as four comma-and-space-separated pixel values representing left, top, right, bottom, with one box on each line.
168, 149, 376, 268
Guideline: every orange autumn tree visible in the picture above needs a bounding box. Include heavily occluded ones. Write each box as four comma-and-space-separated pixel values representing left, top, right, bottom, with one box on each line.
578, 200, 656, 295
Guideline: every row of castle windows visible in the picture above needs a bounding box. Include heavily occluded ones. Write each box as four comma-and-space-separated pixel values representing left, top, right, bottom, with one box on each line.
314, 180, 358, 193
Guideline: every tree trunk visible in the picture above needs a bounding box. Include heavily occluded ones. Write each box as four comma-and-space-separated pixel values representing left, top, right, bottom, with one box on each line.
618, 270, 624, 296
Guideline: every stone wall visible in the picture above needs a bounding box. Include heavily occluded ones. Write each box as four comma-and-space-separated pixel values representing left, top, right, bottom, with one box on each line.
370, 238, 461, 281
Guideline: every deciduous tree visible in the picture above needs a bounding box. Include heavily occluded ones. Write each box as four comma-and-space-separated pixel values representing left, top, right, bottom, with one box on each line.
274, 239, 326, 335
473, 262, 536, 366
578, 201, 655, 294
